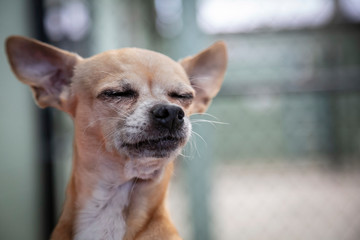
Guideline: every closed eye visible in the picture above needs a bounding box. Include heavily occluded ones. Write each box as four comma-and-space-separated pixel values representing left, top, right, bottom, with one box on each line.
169, 92, 194, 100
98, 89, 138, 100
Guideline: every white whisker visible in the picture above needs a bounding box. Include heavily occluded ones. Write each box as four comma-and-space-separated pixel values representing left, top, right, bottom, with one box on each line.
191, 130, 207, 146
191, 119, 228, 127
190, 112, 219, 120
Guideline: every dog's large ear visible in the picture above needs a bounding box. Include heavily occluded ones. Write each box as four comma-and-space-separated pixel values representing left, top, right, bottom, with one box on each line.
180, 41, 227, 113
5, 36, 81, 111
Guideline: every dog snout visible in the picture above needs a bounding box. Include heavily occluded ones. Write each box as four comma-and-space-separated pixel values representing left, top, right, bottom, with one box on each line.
151, 104, 185, 131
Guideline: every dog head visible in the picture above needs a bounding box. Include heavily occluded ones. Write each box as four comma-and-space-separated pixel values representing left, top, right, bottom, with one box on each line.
6, 36, 227, 179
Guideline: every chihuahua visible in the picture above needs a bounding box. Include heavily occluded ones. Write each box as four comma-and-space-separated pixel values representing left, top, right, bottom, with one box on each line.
5, 36, 227, 240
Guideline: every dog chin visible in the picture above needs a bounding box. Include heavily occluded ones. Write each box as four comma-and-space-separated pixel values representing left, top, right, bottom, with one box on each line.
123, 152, 179, 180
133, 164, 166, 180
121, 138, 184, 180
121, 136, 186, 159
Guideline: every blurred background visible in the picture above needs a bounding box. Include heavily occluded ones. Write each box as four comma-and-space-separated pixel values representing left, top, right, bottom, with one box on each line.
1, 0, 360, 239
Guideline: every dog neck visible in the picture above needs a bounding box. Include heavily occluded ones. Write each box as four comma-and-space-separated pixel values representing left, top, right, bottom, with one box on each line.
74, 176, 133, 240
51, 136, 178, 240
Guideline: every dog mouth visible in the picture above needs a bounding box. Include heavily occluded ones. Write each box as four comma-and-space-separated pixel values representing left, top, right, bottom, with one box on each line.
123, 136, 180, 150
121, 135, 184, 158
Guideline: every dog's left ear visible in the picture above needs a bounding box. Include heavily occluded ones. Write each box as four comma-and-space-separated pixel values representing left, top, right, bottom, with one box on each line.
5, 36, 81, 112
180, 41, 227, 113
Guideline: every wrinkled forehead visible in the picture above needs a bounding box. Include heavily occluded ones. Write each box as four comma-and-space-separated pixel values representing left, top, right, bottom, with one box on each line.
73, 48, 192, 95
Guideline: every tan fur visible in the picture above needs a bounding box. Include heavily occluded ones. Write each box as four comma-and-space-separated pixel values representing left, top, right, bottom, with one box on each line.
5, 36, 227, 240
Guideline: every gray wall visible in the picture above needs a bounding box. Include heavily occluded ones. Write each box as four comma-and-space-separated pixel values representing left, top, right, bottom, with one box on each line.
0, 1, 42, 240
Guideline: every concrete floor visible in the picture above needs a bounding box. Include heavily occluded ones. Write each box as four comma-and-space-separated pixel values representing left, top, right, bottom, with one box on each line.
168, 164, 360, 240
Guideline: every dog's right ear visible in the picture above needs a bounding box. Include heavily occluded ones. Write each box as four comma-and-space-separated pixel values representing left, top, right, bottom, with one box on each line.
179, 41, 227, 114
5, 36, 81, 112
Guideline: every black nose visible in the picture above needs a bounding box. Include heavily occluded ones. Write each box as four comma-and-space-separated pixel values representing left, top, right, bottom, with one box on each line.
151, 104, 185, 131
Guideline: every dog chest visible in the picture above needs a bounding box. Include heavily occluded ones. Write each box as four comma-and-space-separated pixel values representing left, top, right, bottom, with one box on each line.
74, 181, 132, 240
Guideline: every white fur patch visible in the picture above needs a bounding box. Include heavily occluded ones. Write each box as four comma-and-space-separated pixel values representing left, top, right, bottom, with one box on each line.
74, 180, 133, 240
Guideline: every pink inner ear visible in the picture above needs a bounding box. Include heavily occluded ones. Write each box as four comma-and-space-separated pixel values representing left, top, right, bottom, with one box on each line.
190, 49, 227, 83
12, 43, 58, 78
14, 53, 66, 95
19, 60, 57, 80
6, 36, 79, 110
180, 42, 227, 114
9, 40, 74, 96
